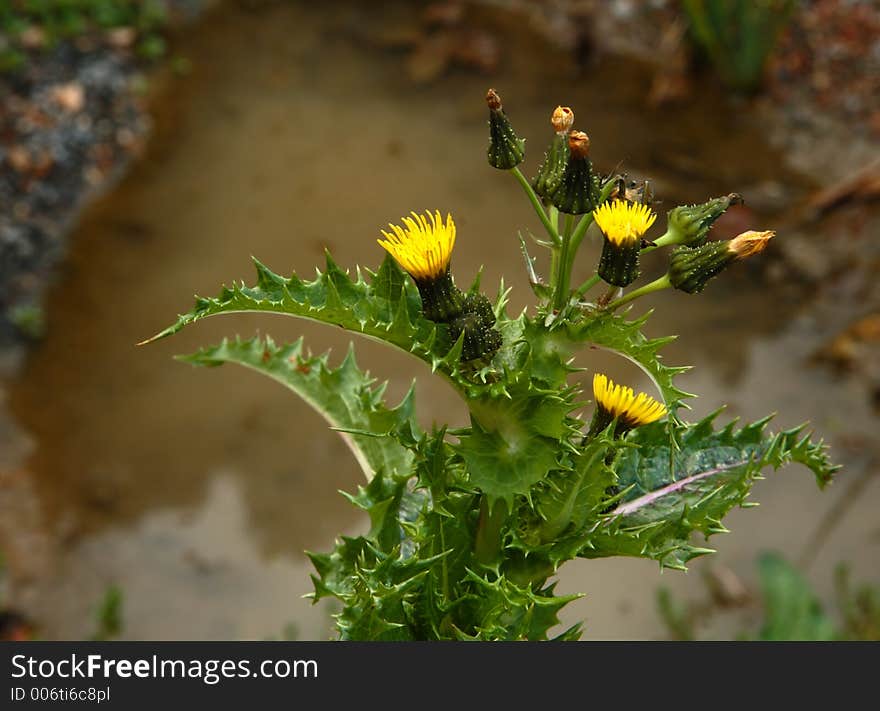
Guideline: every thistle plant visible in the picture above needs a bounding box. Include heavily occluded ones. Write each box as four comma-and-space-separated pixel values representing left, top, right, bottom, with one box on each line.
142, 89, 837, 640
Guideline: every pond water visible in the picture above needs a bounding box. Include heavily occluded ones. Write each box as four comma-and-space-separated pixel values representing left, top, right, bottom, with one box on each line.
4, 1, 878, 639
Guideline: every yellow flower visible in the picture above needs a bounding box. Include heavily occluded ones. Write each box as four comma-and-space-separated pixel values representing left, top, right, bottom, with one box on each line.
378, 210, 456, 282
592, 200, 657, 247
592, 373, 667, 430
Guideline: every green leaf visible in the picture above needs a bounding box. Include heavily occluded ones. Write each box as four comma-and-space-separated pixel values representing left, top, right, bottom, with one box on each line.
456, 415, 562, 509
462, 571, 582, 641
577, 413, 837, 569
179, 335, 418, 481
143, 254, 446, 366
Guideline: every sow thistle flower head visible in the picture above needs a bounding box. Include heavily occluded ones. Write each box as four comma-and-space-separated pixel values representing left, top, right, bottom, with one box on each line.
589, 373, 667, 436
594, 200, 657, 287
593, 200, 657, 246
377, 210, 502, 361
378, 210, 456, 283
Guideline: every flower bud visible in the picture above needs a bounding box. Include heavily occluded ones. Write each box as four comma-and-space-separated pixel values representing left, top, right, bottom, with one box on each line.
486, 88, 525, 170
668, 229, 774, 294
549, 131, 601, 215
448, 292, 502, 362
533, 134, 568, 200
533, 106, 574, 200
665, 193, 743, 247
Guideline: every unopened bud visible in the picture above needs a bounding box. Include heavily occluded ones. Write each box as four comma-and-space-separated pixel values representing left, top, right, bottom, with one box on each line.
448, 292, 502, 362
486, 88, 525, 170
665, 193, 743, 247
549, 131, 600, 215
533, 108, 575, 200
668, 229, 774, 294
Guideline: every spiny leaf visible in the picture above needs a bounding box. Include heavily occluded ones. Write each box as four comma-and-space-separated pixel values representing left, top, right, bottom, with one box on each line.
142, 254, 440, 362
566, 309, 694, 413
576, 412, 836, 569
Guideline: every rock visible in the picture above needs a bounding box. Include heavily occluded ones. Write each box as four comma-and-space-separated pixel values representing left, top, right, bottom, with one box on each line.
813, 313, 880, 371
50, 83, 86, 113
106, 27, 137, 50
19, 26, 47, 50
6, 146, 32, 173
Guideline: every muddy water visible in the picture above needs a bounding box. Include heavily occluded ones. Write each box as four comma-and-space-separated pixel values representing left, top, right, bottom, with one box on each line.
4, 1, 878, 639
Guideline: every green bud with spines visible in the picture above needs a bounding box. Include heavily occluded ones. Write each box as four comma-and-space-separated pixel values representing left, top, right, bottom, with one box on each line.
550, 131, 601, 215
663, 193, 744, 248
533, 106, 574, 200
668, 230, 774, 294
448, 292, 502, 362
486, 89, 525, 170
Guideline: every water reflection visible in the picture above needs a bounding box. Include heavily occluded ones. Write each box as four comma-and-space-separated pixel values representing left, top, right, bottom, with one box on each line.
25, 475, 338, 640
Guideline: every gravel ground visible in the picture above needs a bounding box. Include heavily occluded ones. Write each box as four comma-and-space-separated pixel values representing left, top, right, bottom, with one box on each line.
0, 39, 150, 371
0, 1, 216, 375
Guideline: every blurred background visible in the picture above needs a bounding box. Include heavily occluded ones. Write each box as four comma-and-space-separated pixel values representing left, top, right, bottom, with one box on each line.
0, 0, 878, 641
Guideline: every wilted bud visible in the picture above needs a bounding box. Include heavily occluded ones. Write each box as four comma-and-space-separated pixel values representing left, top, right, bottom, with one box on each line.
550, 105, 574, 134
668, 229, 774, 294
549, 131, 600, 215
533, 106, 575, 200
729, 229, 774, 258
568, 131, 590, 158
486, 88, 525, 170
664, 193, 744, 247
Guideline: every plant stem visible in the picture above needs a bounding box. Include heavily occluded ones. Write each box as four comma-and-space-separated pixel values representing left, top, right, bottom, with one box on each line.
509, 166, 559, 246
553, 179, 617, 311
605, 274, 672, 311
641, 230, 675, 254
474, 496, 507, 566
575, 272, 602, 297
552, 214, 575, 311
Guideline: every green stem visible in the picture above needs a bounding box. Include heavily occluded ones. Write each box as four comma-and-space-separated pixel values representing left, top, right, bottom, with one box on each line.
641, 229, 676, 254
554, 179, 617, 310
575, 272, 602, 298
552, 214, 576, 312
606, 274, 672, 311
510, 166, 559, 246
474, 496, 508, 566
